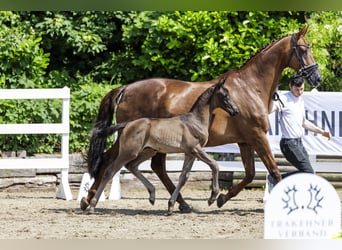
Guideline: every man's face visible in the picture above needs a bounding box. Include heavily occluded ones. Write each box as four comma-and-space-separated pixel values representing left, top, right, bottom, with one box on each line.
289, 83, 305, 97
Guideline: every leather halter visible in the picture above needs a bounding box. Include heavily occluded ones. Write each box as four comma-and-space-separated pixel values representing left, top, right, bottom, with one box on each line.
287, 34, 318, 80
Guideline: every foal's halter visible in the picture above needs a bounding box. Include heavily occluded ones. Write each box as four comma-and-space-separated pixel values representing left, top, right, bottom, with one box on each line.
287, 33, 318, 80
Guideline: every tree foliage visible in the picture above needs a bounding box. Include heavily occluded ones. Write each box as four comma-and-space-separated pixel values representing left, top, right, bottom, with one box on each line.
0, 12, 50, 89
0, 11, 341, 154
305, 11, 342, 91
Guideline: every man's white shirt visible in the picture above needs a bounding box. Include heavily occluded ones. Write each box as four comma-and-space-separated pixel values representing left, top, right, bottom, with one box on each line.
274, 91, 305, 139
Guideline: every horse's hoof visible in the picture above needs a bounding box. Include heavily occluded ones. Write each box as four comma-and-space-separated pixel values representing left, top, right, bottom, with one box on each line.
80, 197, 90, 211
216, 194, 225, 208
208, 198, 215, 206
179, 204, 192, 213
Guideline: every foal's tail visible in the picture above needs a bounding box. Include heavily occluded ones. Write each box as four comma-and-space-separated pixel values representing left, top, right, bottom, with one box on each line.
87, 86, 126, 179
93, 122, 127, 138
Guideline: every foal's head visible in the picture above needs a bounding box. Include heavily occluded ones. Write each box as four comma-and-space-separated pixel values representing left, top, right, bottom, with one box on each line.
211, 80, 239, 116
287, 26, 322, 87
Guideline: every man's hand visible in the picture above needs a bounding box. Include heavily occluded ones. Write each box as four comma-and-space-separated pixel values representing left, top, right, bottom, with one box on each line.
322, 130, 332, 140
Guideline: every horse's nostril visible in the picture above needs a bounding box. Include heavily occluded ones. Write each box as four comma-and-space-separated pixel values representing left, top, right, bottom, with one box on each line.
315, 75, 322, 86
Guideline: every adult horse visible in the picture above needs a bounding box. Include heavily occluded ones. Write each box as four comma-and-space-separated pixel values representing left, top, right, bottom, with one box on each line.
86, 80, 238, 215
82, 26, 322, 212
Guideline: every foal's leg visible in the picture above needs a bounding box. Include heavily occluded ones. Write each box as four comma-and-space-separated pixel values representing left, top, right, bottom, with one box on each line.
125, 150, 157, 205
217, 143, 255, 208
192, 148, 220, 206
167, 155, 195, 215
151, 153, 192, 213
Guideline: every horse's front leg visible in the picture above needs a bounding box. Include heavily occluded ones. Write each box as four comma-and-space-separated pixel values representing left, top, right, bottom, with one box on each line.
167, 155, 195, 215
253, 133, 281, 183
217, 143, 256, 208
151, 153, 192, 213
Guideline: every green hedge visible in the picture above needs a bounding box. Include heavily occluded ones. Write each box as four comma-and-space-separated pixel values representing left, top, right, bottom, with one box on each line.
69, 83, 117, 153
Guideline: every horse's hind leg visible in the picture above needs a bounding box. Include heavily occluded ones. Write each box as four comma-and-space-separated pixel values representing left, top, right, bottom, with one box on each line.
80, 142, 119, 211
151, 153, 192, 213
80, 166, 106, 211
88, 159, 123, 214
217, 143, 255, 208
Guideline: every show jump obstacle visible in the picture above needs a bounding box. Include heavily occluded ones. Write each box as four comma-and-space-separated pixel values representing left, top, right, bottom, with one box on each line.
0, 87, 72, 200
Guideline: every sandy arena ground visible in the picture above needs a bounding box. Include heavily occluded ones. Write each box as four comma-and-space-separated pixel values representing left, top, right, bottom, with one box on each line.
0, 185, 341, 239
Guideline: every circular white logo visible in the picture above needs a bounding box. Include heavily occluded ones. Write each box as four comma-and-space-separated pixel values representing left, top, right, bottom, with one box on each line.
264, 173, 341, 239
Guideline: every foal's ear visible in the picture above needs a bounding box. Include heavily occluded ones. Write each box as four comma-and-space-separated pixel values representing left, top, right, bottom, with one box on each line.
297, 25, 309, 39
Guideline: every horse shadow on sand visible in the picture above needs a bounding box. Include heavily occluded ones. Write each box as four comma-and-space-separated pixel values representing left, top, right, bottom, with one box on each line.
47, 195, 264, 217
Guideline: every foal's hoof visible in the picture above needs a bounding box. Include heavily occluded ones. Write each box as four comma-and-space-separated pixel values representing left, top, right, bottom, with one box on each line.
80, 197, 90, 211
216, 194, 225, 208
179, 204, 192, 213
149, 197, 155, 206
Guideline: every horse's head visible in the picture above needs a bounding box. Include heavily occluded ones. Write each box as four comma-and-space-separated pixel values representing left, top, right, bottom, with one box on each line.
213, 80, 239, 116
287, 26, 322, 87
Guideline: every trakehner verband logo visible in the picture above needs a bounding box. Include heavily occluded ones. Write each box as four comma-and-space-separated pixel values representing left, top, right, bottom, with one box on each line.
264, 173, 341, 239
282, 184, 323, 215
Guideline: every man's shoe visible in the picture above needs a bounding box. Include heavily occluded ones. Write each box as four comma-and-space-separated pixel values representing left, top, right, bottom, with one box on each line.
267, 174, 277, 193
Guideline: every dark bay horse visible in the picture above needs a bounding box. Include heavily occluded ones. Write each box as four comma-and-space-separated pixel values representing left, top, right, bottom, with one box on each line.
85, 80, 238, 214
82, 26, 322, 212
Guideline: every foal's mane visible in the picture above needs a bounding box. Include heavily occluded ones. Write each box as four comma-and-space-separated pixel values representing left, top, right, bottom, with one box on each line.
189, 83, 217, 112
180, 82, 222, 145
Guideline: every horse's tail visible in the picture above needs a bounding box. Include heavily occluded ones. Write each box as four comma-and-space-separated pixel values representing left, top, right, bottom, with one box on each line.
87, 86, 126, 179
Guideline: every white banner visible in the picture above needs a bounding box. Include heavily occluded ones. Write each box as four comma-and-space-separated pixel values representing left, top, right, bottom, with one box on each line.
205, 91, 342, 156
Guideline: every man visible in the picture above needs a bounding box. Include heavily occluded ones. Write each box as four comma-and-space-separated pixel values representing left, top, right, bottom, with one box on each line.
268, 75, 331, 190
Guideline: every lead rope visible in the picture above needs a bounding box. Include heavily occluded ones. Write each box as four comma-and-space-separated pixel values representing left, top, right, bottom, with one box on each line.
272, 92, 284, 108
272, 92, 284, 124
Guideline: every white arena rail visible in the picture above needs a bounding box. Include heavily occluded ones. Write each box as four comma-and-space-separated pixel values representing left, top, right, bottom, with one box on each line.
0, 87, 72, 200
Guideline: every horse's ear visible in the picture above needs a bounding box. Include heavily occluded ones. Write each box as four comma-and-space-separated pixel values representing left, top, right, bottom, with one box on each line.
217, 77, 226, 88
297, 25, 308, 40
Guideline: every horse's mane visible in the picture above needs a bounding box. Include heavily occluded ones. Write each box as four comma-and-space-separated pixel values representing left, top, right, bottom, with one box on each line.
217, 34, 291, 81
240, 34, 290, 68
